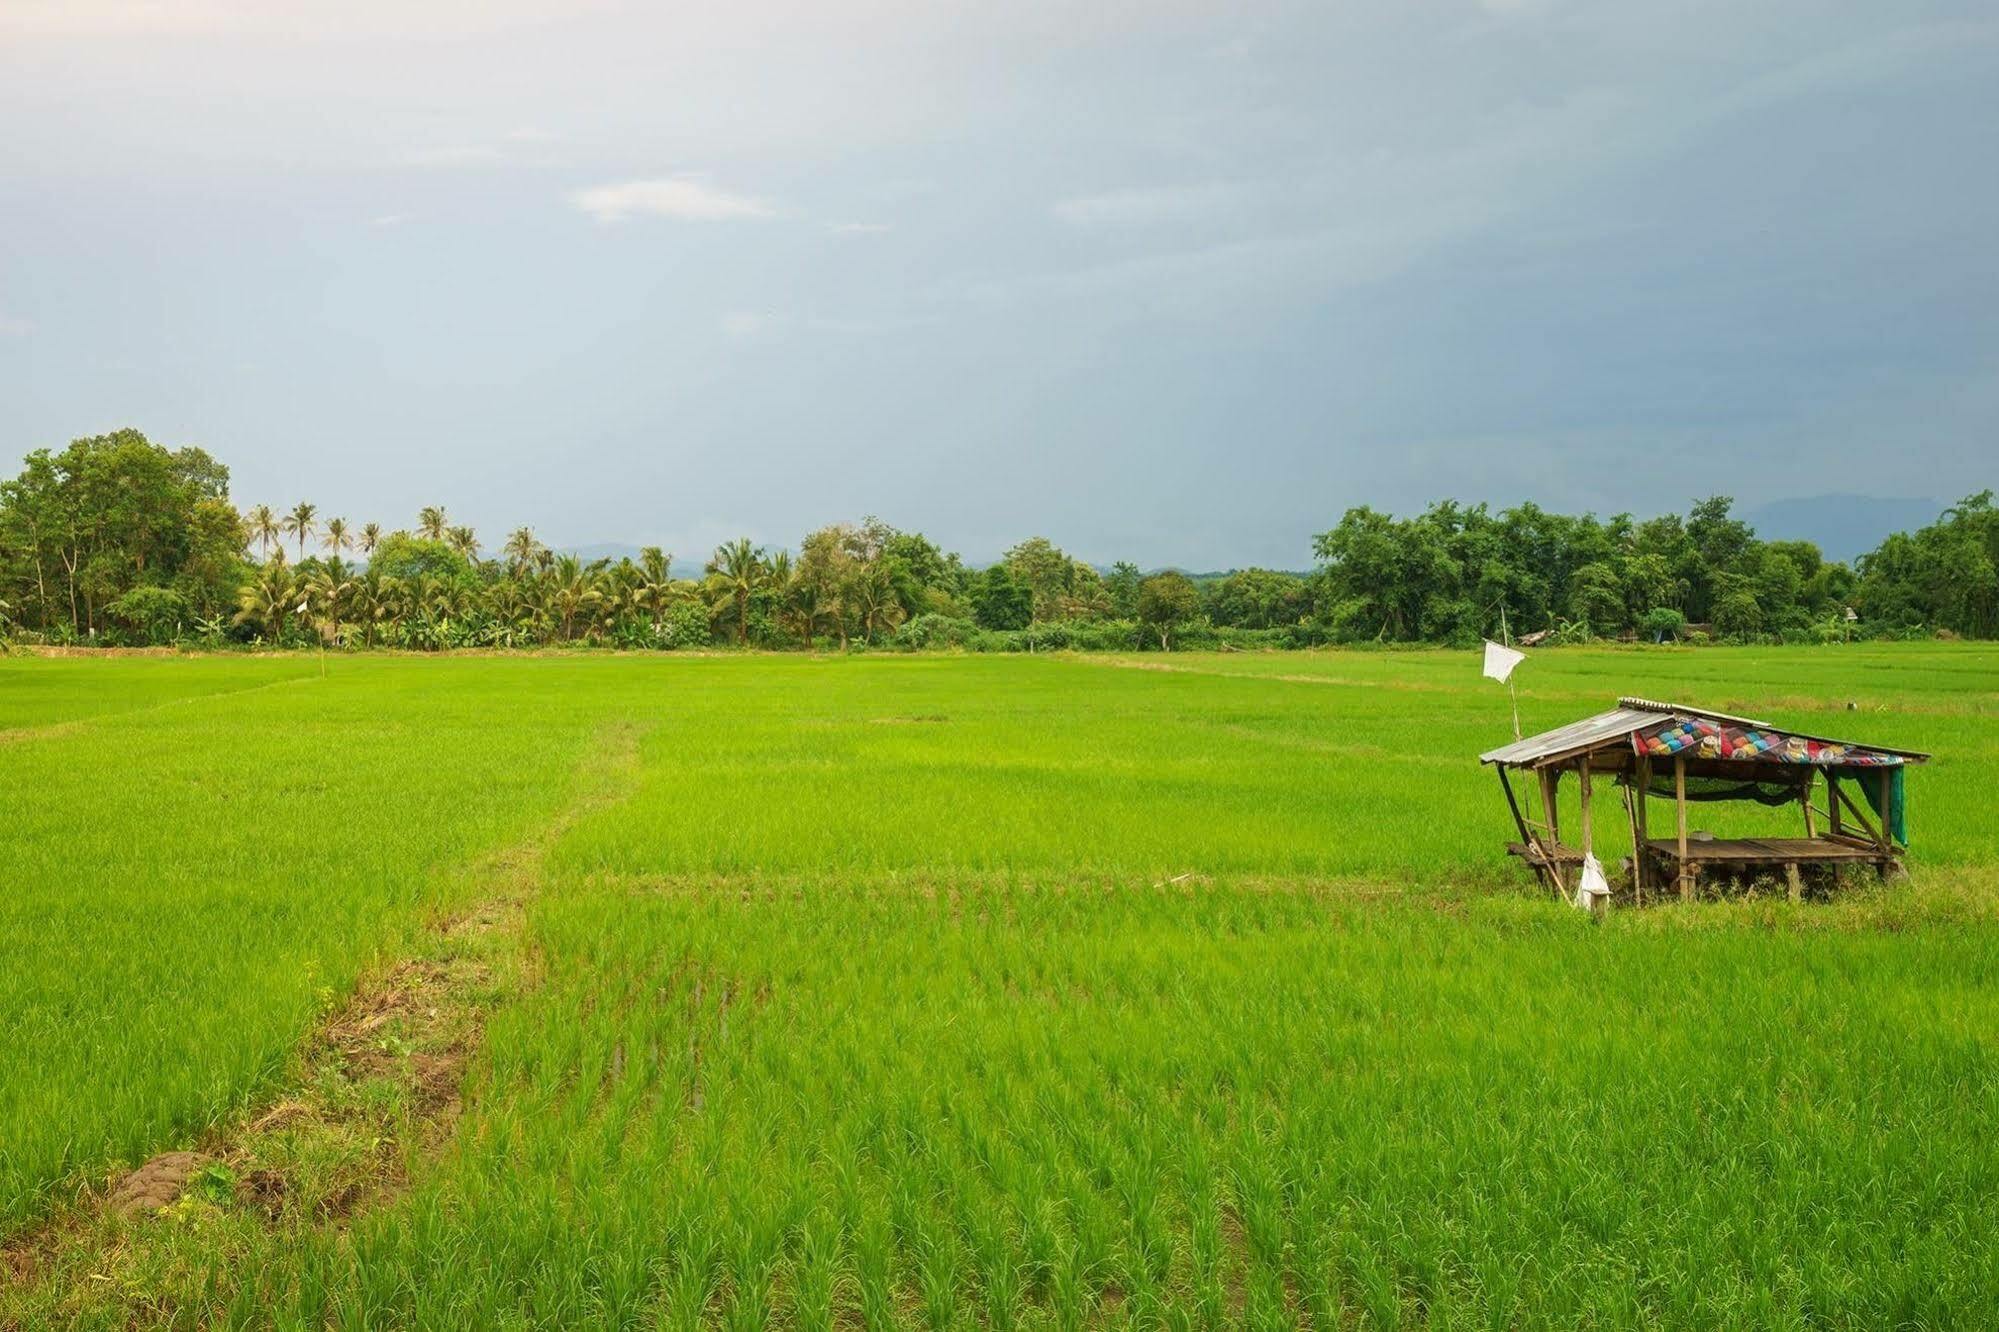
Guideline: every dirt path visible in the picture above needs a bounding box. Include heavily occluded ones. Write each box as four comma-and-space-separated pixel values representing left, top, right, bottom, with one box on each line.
0, 720, 647, 1324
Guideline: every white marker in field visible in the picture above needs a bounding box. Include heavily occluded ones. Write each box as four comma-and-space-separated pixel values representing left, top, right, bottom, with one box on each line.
1482, 640, 1525, 684
1482, 638, 1527, 740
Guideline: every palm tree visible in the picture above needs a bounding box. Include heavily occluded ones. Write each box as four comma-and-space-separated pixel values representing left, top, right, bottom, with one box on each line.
852, 561, 907, 642
546, 555, 601, 642
359, 522, 383, 555
447, 525, 479, 560
234, 553, 298, 640
306, 565, 354, 643
783, 569, 835, 648
324, 516, 351, 559
282, 502, 318, 561
349, 570, 394, 648
487, 580, 532, 647
704, 538, 765, 646
417, 506, 448, 542
245, 504, 280, 559
504, 526, 543, 573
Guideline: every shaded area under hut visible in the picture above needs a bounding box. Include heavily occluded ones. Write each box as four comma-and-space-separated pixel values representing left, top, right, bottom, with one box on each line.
1481, 697, 1928, 904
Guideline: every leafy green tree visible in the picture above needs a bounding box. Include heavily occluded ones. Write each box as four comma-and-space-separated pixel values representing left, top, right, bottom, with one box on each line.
1207, 568, 1309, 629
1136, 572, 1201, 649
970, 564, 1032, 631
1106, 561, 1142, 619
0, 429, 241, 636
367, 532, 474, 585
1567, 562, 1624, 635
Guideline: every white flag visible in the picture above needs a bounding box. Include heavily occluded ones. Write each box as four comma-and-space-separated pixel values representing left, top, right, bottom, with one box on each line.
297, 599, 310, 614
1482, 639, 1525, 683
1574, 853, 1612, 911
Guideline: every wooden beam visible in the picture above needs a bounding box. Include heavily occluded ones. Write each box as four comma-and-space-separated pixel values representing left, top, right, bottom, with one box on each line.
1675, 755, 1692, 903
1826, 771, 1843, 837
1799, 770, 1816, 839
1634, 756, 1651, 906
1538, 768, 1565, 894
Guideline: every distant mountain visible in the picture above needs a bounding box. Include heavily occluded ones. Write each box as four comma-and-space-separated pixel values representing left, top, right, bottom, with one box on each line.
1741, 494, 1942, 565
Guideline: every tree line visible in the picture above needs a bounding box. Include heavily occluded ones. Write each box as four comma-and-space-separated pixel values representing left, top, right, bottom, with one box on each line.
1, 429, 1994, 651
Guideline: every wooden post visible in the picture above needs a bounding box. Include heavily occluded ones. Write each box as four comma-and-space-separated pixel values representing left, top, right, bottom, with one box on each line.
1539, 767, 1565, 893
1675, 755, 1691, 902
1873, 773, 1894, 877
1826, 772, 1843, 838
1799, 770, 1817, 839
1633, 756, 1651, 905
1578, 760, 1594, 862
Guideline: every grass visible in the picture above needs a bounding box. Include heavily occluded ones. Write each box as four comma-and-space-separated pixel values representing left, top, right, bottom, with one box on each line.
3, 643, 1997, 1327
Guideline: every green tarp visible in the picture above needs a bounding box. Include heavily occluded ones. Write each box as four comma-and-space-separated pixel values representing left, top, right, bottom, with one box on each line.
1853, 766, 1908, 846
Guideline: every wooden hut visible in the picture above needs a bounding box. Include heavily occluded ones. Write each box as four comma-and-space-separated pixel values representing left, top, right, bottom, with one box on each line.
1480, 697, 1928, 903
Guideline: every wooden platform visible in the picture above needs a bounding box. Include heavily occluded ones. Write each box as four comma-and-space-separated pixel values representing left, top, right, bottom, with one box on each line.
1506, 841, 1582, 868
1641, 836, 1884, 866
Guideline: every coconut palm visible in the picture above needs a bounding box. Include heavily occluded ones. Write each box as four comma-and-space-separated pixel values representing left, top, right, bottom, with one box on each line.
546, 555, 602, 642
783, 570, 836, 648
704, 538, 765, 646
852, 561, 907, 642
417, 506, 448, 542
282, 502, 318, 561
503, 526, 543, 573
324, 516, 351, 559
447, 525, 479, 560
358, 522, 383, 555
306, 564, 355, 643
233, 553, 298, 640
244, 504, 281, 559
349, 570, 394, 648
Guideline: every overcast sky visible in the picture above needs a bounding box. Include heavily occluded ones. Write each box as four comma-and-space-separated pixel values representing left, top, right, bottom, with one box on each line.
2, 0, 1994, 567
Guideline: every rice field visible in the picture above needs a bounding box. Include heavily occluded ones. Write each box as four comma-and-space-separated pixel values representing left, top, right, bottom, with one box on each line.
3, 644, 1998, 1328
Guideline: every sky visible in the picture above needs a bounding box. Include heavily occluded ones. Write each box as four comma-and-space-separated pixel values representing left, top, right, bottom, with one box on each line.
2, 0, 1995, 569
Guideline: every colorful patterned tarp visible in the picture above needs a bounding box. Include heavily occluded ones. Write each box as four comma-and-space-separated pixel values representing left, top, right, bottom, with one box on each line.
1634, 718, 1904, 766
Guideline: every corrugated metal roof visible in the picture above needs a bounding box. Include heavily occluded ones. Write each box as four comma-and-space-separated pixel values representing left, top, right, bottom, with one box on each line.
1479, 707, 1661, 765
1480, 698, 1931, 766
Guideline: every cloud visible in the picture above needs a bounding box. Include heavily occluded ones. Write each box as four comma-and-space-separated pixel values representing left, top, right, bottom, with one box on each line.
829, 221, 891, 235
1050, 183, 1240, 228
572, 177, 776, 223
368, 213, 408, 227
0, 313, 32, 337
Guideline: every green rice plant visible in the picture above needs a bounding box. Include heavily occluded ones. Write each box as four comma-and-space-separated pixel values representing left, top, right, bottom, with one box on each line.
3, 645, 1998, 1329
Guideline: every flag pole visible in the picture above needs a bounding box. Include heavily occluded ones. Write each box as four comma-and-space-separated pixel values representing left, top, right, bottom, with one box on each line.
1501, 605, 1520, 740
